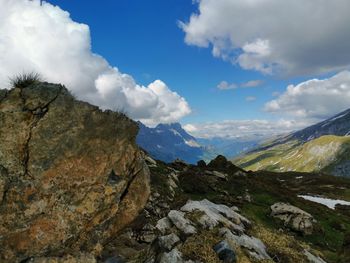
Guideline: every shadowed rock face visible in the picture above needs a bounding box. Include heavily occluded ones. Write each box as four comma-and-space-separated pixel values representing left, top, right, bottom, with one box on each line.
0, 83, 150, 262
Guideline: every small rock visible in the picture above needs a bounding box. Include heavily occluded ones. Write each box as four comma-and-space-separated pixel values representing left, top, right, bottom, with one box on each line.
230, 206, 239, 212
234, 170, 247, 177
243, 192, 252, 203
303, 250, 327, 263
159, 248, 184, 263
138, 224, 157, 243
168, 177, 178, 190
180, 199, 250, 231
156, 217, 173, 234
197, 160, 207, 168
205, 170, 228, 180
220, 228, 270, 260
145, 155, 157, 166
158, 233, 181, 251
167, 210, 197, 235
170, 172, 179, 182
270, 202, 315, 235
174, 158, 187, 165
139, 232, 157, 243
213, 241, 237, 263
104, 255, 127, 263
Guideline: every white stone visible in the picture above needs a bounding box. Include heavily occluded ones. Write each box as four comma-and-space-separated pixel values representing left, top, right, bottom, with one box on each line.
158, 233, 181, 251
270, 202, 315, 235
180, 199, 250, 231
220, 228, 271, 260
159, 248, 184, 263
167, 210, 197, 235
156, 217, 173, 234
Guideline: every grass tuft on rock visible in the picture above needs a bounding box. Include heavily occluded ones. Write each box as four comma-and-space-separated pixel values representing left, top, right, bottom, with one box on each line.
10, 72, 42, 89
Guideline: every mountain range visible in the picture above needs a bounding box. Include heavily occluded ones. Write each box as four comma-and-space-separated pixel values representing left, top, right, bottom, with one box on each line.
136, 122, 261, 164
235, 108, 350, 177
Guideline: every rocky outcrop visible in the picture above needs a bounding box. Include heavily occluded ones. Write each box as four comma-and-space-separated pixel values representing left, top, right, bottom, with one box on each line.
151, 199, 271, 262
0, 83, 150, 262
270, 202, 316, 235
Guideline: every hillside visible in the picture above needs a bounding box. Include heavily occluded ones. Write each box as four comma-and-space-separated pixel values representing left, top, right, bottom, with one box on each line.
235, 108, 350, 176
106, 155, 350, 263
235, 135, 350, 176
2, 81, 350, 263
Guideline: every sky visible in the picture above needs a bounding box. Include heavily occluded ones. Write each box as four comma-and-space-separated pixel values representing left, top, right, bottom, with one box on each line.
1, 0, 350, 138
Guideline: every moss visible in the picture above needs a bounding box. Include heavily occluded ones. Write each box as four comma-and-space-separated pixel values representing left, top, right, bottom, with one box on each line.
180, 229, 221, 263
252, 224, 309, 263
185, 210, 206, 225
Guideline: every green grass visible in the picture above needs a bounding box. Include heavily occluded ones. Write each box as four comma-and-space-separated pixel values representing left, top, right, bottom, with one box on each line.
235, 135, 350, 176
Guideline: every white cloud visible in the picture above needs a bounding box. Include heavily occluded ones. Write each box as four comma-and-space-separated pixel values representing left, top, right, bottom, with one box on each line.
217, 81, 237, 90
0, 0, 191, 126
265, 71, 350, 121
217, 79, 262, 90
180, 0, 350, 75
245, 96, 256, 102
241, 80, 263, 88
184, 119, 308, 139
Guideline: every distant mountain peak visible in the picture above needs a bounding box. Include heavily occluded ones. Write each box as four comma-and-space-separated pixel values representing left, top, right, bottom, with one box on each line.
136, 122, 203, 164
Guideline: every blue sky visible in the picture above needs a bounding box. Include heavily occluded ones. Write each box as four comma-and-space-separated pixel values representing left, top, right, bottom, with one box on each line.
1, 0, 350, 138
46, 0, 291, 123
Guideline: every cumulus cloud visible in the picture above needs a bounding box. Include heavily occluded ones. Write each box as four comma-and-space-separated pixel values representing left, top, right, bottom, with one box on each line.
180, 0, 350, 75
184, 119, 308, 139
0, 0, 190, 126
265, 71, 350, 121
217, 79, 262, 90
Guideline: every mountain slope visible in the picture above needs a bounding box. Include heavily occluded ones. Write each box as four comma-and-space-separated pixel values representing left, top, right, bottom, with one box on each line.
110, 156, 350, 263
235, 108, 350, 176
292, 108, 350, 141
136, 122, 204, 164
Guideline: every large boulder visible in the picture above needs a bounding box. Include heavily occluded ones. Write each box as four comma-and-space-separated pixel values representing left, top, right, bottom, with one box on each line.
0, 83, 150, 262
270, 202, 315, 235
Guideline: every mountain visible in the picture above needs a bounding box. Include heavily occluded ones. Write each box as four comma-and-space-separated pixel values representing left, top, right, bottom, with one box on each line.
292, 108, 350, 141
136, 123, 262, 164
235, 108, 350, 176
136, 122, 204, 164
